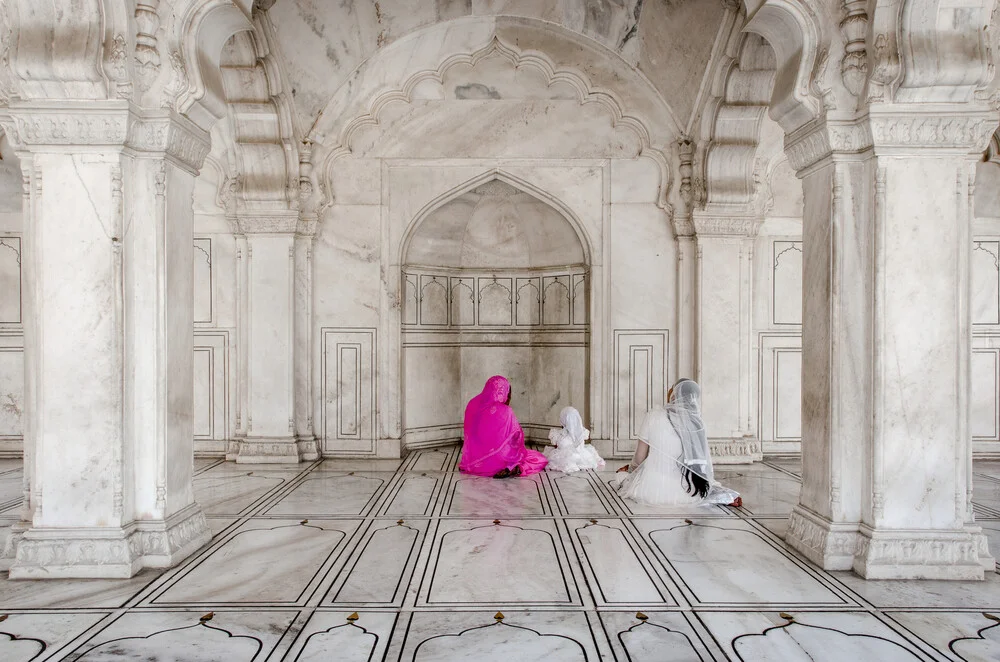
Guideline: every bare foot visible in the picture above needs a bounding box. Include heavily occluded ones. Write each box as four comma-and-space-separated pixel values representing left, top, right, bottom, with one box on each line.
616, 465, 630, 473
729, 497, 743, 508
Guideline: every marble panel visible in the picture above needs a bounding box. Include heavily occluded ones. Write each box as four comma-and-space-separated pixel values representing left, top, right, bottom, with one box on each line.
549, 473, 614, 516
976, 461, 1000, 481
327, 520, 427, 605
569, 520, 673, 606
972, 347, 1000, 441
404, 449, 457, 472
0, 345, 23, 440
420, 519, 577, 606
317, 458, 405, 472
70, 610, 296, 661
542, 276, 571, 325
713, 466, 801, 516
773, 240, 803, 325
599, 611, 719, 661
633, 519, 846, 605
266, 472, 388, 516
321, 328, 377, 454
395, 611, 600, 661
612, 331, 667, 457
698, 611, 927, 661
286, 611, 397, 662
0, 236, 21, 323
889, 611, 1000, 661
0, 612, 108, 662
451, 277, 476, 326
832, 570, 1000, 609
193, 238, 213, 324
0, 570, 161, 609
973, 240, 1000, 325
445, 474, 549, 516
379, 473, 443, 517
152, 519, 359, 604
193, 469, 294, 516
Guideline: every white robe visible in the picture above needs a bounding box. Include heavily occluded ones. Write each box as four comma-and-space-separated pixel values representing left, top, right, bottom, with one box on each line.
544, 407, 605, 473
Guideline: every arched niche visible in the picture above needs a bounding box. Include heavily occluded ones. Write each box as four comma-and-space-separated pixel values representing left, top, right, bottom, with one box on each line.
401, 178, 590, 448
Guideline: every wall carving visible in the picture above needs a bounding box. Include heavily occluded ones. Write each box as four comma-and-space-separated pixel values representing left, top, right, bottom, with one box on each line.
403, 269, 588, 330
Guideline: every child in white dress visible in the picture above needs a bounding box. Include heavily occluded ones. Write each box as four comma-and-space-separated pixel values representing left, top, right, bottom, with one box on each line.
544, 406, 605, 473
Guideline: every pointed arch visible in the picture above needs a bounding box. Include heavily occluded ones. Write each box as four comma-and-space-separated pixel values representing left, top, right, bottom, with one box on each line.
398, 169, 595, 269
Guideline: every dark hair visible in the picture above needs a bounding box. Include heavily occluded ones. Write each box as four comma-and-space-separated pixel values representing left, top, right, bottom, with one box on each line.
681, 467, 710, 499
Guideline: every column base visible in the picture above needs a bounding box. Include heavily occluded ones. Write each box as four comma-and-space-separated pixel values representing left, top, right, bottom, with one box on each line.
969, 525, 996, 570
0, 520, 31, 572
8, 504, 210, 579
853, 524, 985, 580
708, 436, 763, 464
232, 436, 317, 463
785, 505, 859, 571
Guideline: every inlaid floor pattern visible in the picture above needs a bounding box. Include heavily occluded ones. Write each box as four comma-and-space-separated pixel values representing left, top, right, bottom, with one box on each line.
2, 452, 1000, 660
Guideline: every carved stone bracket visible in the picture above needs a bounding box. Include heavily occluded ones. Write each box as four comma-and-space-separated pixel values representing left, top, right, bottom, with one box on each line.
784, 118, 873, 172
125, 111, 211, 172
232, 212, 299, 234
4, 101, 131, 147
692, 212, 762, 237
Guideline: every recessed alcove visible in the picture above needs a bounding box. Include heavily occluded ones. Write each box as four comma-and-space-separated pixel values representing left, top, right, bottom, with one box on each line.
401, 178, 590, 447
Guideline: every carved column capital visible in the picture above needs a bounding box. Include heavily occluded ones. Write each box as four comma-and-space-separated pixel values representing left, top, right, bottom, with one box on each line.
692, 211, 762, 238
3, 100, 131, 148
124, 110, 211, 173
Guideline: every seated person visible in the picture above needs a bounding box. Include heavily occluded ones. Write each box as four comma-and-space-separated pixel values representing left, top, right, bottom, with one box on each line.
544, 406, 605, 473
616, 378, 741, 507
459, 375, 548, 478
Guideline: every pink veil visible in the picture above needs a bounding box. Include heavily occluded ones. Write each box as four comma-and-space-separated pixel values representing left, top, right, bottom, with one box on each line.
459, 376, 526, 475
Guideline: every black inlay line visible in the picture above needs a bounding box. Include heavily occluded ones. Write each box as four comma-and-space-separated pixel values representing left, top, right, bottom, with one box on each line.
378, 474, 440, 517
149, 522, 351, 606
645, 522, 848, 607
423, 522, 575, 606
948, 615, 1000, 660
617, 619, 705, 662
328, 522, 423, 606
194, 471, 288, 516
553, 474, 613, 516
409, 617, 590, 661
294, 620, 379, 662
264, 473, 387, 517
72, 619, 264, 662
730, 617, 924, 662
0, 628, 46, 661
572, 522, 667, 605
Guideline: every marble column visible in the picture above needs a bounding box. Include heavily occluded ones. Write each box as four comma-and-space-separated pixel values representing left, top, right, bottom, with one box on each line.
692, 213, 762, 464
230, 213, 318, 463
785, 109, 997, 580
0, 104, 212, 578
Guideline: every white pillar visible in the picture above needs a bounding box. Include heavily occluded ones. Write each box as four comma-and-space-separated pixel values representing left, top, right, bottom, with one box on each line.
1, 105, 211, 578
785, 109, 996, 580
692, 213, 762, 463
230, 214, 317, 463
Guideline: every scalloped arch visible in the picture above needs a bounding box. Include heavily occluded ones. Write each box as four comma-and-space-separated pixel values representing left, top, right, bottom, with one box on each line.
399, 168, 595, 268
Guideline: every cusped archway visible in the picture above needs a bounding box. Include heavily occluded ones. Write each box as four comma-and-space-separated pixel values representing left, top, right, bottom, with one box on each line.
401, 177, 590, 448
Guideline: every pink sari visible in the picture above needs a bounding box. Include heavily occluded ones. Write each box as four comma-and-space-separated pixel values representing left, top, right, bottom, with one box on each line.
459, 376, 548, 477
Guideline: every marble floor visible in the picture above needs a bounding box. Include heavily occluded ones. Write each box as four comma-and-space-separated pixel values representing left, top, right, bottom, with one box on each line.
1, 452, 1000, 660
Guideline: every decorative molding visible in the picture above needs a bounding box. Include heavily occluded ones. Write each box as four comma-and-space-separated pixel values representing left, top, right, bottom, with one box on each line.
232, 214, 299, 234
839, 1, 868, 98
134, 0, 162, 92
868, 112, 998, 152
6, 103, 130, 146
692, 214, 761, 237
708, 437, 763, 464
125, 112, 211, 171
107, 34, 133, 100
785, 507, 858, 571
853, 526, 984, 579
784, 119, 873, 172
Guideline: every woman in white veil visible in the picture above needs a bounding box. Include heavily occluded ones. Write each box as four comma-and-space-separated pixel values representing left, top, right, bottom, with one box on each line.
616, 379, 741, 507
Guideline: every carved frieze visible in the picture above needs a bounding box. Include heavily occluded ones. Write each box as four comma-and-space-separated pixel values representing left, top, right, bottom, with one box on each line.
868, 113, 997, 151
7, 104, 130, 146
125, 113, 211, 171
232, 214, 299, 234
692, 215, 761, 237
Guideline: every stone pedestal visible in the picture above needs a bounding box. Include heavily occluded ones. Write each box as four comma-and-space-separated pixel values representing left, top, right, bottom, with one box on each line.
693, 214, 762, 464
230, 216, 318, 463
0, 105, 211, 578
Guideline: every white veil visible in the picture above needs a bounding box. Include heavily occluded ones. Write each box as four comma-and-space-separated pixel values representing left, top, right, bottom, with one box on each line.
664, 379, 714, 485
559, 406, 589, 447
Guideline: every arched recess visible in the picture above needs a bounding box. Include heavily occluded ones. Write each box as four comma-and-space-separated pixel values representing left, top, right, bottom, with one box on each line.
399, 172, 591, 449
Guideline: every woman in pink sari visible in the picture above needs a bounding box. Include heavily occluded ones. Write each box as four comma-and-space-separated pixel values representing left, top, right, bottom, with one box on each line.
459, 375, 548, 477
